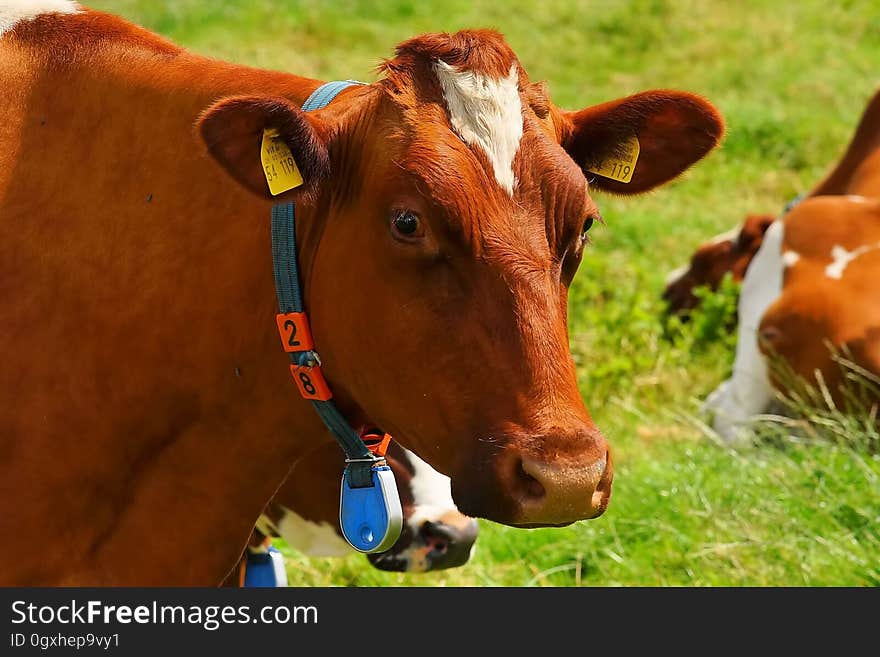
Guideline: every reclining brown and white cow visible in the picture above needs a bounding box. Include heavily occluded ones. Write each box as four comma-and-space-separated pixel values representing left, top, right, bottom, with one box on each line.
226, 440, 479, 585
664, 88, 880, 440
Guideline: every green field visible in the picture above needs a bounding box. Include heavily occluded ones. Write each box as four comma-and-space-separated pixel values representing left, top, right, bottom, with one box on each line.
88, 0, 880, 585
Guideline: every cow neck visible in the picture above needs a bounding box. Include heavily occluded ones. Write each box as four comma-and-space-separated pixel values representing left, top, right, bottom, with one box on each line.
271, 81, 393, 486
268, 81, 404, 557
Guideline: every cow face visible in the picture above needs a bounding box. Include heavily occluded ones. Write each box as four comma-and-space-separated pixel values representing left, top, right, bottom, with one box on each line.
663, 214, 775, 315
366, 445, 479, 572
199, 30, 723, 527
263, 440, 478, 573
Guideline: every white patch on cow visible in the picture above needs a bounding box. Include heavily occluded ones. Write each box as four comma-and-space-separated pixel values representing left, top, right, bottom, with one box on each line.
403, 447, 457, 530
782, 250, 800, 268
270, 506, 351, 558
825, 242, 880, 279
404, 450, 477, 567
0, 0, 79, 35
664, 263, 689, 287
709, 226, 740, 245
434, 61, 523, 195
703, 219, 784, 441
665, 224, 741, 288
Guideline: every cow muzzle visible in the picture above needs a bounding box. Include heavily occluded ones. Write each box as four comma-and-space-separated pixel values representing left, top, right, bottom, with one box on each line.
367, 512, 479, 572
453, 427, 613, 527
514, 448, 613, 526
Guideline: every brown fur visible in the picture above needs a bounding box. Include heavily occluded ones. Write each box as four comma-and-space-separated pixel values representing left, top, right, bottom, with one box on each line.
664, 214, 775, 315
665, 86, 880, 314
666, 87, 880, 411
761, 196, 880, 403
1, 8, 722, 584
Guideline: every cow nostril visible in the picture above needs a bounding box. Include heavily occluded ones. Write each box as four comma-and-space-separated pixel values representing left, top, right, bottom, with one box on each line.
590, 450, 613, 516
427, 536, 449, 556
516, 458, 546, 502
420, 521, 452, 557
517, 446, 612, 524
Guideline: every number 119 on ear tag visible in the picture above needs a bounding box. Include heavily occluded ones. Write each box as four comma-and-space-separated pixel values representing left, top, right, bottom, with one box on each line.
586, 135, 640, 184
339, 465, 403, 553
261, 128, 304, 196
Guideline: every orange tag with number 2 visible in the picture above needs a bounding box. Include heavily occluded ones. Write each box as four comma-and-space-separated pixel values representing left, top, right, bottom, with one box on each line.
275, 312, 314, 352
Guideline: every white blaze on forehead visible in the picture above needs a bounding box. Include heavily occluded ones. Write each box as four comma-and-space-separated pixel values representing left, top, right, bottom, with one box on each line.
0, 0, 79, 35
825, 242, 880, 279
434, 61, 523, 195
268, 507, 351, 558
703, 219, 785, 441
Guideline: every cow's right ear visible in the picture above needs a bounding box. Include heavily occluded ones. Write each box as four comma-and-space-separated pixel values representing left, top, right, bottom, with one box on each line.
197, 96, 330, 201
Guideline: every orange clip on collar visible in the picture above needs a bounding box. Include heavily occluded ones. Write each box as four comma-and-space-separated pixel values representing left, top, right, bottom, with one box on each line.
361, 431, 392, 458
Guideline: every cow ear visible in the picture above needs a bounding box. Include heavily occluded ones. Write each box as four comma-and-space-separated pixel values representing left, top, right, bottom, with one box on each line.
738, 214, 776, 248
197, 96, 330, 201
560, 90, 724, 195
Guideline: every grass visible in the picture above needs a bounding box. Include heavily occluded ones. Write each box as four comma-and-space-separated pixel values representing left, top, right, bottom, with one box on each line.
87, 0, 880, 585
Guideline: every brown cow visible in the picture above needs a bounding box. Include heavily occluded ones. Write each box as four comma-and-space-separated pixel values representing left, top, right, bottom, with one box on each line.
704, 195, 880, 439
663, 214, 775, 315
262, 440, 478, 573
664, 86, 880, 315
224, 440, 479, 585
671, 88, 880, 439
0, 2, 722, 584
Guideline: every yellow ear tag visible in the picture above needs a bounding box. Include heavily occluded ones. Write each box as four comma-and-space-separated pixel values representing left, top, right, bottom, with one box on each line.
260, 128, 303, 195
586, 135, 640, 184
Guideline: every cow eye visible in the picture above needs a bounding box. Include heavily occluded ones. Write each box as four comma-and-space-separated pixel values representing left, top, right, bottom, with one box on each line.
391, 210, 423, 240
581, 215, 596, 241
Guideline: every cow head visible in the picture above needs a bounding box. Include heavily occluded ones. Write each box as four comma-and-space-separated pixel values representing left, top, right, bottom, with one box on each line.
263, 440, 478, 573
366, 444, 479, 572
663, 214, 774, 315
199, 30, 723, 527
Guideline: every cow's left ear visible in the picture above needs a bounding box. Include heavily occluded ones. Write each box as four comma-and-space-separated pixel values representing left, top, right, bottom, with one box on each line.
197, 96, 330, 201
560, 90, 724, 195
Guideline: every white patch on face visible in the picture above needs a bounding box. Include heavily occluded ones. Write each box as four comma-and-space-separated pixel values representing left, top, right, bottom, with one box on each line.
781, 250, 800, 268
664, 263, 689, 287
0, 0, 79, 35
703, 219, 784, 441
269, 507, 351, 558
665, 224, 741, 288
825, 242, 880, 279
403, 453, 477, 572
434, 61, 523, 195
709, 226, 741, 246
403, 447, 457, 531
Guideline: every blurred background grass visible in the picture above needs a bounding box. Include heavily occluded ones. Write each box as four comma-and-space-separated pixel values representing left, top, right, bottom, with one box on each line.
88, 0, 880, 585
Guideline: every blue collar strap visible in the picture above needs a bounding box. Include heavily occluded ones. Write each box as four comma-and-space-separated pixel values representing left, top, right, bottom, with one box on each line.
300, 79, 365, 112
268, 81, 403, 553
